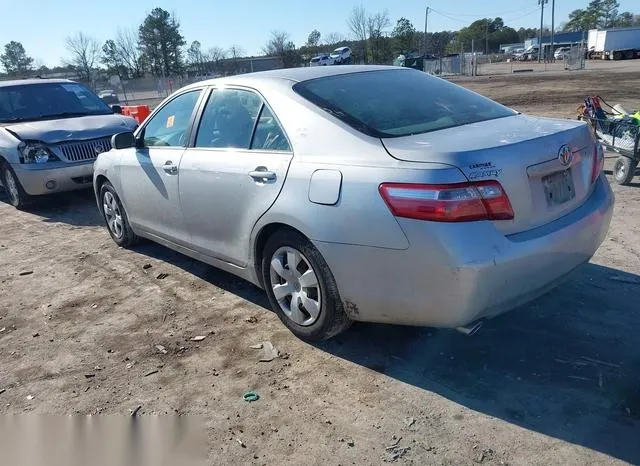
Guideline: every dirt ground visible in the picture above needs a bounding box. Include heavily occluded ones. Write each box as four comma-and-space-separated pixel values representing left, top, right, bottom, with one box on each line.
1, 64, 640, 465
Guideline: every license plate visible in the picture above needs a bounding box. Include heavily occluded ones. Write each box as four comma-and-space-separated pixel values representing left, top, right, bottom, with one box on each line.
542, 169, 575, 206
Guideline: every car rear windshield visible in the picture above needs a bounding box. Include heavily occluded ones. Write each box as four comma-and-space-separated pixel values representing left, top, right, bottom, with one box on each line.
293, 69, 516, 138
0, 82, 112, 123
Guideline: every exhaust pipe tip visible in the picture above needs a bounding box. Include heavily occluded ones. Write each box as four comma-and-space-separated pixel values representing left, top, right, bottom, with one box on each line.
456, 320, 484, 336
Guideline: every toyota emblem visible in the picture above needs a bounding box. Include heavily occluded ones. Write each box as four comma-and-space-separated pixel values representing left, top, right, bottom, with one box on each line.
558, 144, 573, 166
94, 143, 105, 155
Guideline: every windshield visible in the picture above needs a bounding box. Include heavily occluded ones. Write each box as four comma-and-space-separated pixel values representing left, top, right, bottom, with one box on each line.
0, 82, 112, 123
311, 57, 320, 62
293, 69, 516, 138
331, 49, 343, 55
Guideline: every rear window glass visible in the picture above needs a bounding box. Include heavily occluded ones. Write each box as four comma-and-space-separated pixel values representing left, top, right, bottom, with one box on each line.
293, 69, 516, 138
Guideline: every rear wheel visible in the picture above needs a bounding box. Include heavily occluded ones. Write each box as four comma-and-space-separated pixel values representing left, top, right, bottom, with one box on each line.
613, 156, 637, 185
261, 229, 351, 341
1, 163, 30, 209
99, 181, 139, 247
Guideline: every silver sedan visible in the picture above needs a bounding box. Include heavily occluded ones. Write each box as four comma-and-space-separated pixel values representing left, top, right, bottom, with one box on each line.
93, 66, 614, 340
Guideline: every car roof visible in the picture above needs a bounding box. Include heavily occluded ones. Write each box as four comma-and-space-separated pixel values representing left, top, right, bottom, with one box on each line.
0, 78, 75, 88
183, 65, 400, 89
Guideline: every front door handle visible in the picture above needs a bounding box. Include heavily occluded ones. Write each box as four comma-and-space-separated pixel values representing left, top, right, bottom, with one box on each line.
249, 167, 276, 181
162, 161, 178, 175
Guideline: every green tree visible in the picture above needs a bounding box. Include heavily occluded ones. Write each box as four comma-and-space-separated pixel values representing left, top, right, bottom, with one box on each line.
392, 17, 416, 53
101, 39, 127, 78
306, 29, 321, 53
187, 40, 205, 75
138, 8, 186, 76
563, 0, 633, 31
0, 41, 33, 76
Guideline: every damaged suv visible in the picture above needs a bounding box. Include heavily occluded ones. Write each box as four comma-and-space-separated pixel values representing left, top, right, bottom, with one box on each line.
0, 79, 137, 208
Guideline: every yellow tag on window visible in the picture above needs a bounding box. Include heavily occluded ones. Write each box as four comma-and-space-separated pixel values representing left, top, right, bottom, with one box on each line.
166, 115, 175, 128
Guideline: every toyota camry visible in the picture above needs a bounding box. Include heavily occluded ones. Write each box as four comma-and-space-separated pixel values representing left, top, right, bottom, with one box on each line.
93, 66, 614, 340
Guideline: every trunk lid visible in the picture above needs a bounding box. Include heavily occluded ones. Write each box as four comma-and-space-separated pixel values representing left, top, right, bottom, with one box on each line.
382, 114, 597, 234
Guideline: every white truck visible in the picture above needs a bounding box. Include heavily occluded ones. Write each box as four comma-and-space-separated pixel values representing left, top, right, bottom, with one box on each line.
588, 27, 640, 60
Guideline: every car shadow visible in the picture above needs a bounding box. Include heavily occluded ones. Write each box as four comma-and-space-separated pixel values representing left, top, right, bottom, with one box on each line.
132, 241, 270, 309
124, 241, 640, 462
0, 188, 103, 227
316, 263, 640, 463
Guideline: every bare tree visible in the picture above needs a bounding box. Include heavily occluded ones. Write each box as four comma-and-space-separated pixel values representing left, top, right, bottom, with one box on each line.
323, 32, 345, 45
65, 32, 99, 82
228, 45, 245, 73
347, 5, 369, 63
367, 10, 390, 63
204, 46, 226, 73
115, 28, 143, 77
263, 31, 290, 56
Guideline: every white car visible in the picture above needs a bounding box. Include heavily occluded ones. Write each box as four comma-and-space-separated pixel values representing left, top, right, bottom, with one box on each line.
309, 55, 333, 67
330, 47, 352, 64
554, 47, 571, 60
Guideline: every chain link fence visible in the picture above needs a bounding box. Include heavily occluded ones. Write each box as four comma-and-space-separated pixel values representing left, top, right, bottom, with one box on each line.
423, 49, 586, 77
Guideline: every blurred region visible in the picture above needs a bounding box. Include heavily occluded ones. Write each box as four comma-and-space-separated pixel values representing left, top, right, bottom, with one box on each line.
0, 415, 207, 466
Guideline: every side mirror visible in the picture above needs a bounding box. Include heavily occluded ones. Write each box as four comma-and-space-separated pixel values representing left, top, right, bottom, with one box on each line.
111, 105, 122, 114
111, 132, 136, 150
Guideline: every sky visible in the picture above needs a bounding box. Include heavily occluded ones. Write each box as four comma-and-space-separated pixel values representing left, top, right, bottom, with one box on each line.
0, 0, 637, 67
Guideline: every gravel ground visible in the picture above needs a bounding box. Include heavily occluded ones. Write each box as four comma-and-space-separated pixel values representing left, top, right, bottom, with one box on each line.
1, 64, 639, 465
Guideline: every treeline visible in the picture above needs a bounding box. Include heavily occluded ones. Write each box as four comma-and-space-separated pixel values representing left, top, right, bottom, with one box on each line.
1, 1, 639, 79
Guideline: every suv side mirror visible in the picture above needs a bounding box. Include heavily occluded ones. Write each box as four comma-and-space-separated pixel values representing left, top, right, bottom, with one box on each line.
112, 132, 136, 150
111, 105, 122, 114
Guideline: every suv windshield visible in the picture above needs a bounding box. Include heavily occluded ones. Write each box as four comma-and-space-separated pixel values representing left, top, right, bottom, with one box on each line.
293, 69, 516, 138
0, 82, 113, 123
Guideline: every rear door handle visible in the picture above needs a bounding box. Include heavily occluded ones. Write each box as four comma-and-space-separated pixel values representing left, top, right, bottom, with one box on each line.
163, 161, 178, 175
249, 168, 276, 181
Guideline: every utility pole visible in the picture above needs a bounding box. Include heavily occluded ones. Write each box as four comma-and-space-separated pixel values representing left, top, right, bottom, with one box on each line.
550, 0, 555, 61
424, 6, 430, 56
538, 0, 547, 63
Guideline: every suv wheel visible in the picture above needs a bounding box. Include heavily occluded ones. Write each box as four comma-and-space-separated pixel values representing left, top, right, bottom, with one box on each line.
1, 163, 30, 209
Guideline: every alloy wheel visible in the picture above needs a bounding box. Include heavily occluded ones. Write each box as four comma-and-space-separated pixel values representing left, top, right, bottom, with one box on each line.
269, 246, 321, 326
4, 168, 19, 204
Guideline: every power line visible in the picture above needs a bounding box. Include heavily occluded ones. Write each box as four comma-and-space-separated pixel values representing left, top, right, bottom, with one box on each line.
428, 6, 536, 18
430, 6, 541, 25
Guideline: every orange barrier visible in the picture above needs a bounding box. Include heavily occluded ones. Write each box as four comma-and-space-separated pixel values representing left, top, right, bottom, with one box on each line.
121, 105, 152, 124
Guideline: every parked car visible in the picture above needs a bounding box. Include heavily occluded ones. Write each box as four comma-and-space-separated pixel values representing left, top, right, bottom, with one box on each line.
517, 46, 539, 61
98, 89, 120, 104
330, 47, 352, 64
0, 79, 138, 208
309, 55, 333, 67
94, 66, 613, 341
554, 47, 572, 60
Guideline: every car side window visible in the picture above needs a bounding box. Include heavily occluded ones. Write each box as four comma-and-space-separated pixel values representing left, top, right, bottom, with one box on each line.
143, 90, 201, 147
195, 89, 262, 149
251, 106, 291, 152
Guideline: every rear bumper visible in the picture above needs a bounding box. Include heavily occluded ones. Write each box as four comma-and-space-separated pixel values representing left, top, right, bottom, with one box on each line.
315, 175, 614, 327
12, 162, 94, 196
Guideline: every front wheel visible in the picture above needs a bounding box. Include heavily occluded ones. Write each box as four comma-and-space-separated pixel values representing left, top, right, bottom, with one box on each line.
613, 156, 637, 185
99, 181, 139, 247
261, 229, 351, 341
1, 163, 30, 209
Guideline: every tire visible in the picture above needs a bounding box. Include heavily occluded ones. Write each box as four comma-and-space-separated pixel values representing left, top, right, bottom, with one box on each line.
99, 181, 139, 247
261, 229, 352, 341
1, 162, 30, 209
613, 156, 637, 185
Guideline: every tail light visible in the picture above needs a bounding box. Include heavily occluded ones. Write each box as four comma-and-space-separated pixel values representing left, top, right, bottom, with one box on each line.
591, 143, 604, 183
379, 181, 514, 222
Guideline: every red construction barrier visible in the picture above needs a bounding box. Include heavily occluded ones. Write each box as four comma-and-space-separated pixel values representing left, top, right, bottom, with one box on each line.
121, 105, 152, 124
